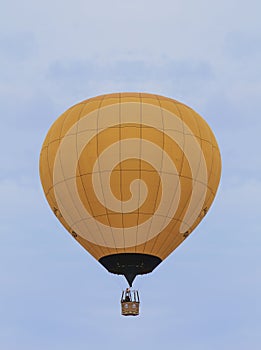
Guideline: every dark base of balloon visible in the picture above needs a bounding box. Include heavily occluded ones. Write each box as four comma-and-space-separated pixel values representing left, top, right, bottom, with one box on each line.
99, 253, 162, 287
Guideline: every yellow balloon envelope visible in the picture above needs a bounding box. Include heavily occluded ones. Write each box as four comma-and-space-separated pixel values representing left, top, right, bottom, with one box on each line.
39, 92, 221, 286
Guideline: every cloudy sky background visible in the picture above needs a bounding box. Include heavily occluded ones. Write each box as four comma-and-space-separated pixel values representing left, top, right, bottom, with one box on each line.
1, 0, 261, 349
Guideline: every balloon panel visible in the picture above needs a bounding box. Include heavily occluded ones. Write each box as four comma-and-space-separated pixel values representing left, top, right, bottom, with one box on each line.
39, 93, 221, 261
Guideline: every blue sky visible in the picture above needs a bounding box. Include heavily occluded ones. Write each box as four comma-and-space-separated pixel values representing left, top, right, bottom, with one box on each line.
1, 0, 261, 349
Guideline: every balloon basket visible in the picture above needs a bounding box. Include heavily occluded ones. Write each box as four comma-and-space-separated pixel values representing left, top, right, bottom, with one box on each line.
121, 289, 140, 316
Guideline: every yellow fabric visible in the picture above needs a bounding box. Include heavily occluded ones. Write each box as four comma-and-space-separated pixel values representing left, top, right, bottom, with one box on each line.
39, 93, 221, 261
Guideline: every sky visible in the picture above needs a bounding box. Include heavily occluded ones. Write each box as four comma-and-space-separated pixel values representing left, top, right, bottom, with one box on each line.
1, 0, 261, 349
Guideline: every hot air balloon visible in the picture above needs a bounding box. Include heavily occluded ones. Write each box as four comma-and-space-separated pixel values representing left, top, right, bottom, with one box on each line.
39, 92, 221, 316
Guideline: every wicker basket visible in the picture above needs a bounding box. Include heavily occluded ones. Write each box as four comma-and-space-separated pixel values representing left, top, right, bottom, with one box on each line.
121, 301, 140, 316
